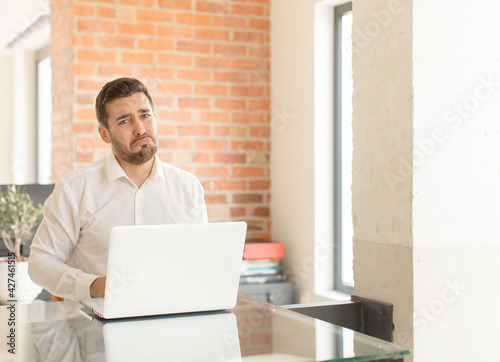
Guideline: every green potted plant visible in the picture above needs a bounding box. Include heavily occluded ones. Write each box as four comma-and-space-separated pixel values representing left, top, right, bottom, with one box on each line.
0, 185, 43, 261
0, 185, 43, 303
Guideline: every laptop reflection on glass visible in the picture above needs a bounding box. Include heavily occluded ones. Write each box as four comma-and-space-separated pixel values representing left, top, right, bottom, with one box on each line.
79, 221, 247, 319
79, 308, 242, 362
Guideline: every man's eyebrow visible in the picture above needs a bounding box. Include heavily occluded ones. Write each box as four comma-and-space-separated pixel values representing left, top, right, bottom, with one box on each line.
115, 113, 131, 122
114, 109, 152, 123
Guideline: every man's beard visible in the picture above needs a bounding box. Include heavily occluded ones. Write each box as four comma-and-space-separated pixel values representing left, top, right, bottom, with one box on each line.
109, 133, 158, 165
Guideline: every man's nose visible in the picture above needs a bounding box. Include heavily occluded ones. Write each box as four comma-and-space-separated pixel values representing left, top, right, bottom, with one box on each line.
132, 118, 145, 136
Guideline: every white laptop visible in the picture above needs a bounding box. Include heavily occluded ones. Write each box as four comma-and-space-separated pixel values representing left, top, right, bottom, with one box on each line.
80, 221, 247, 319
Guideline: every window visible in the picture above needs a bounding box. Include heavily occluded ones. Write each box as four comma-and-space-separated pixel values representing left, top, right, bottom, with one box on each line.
334, 2, 354, 294
36, 46, 52, 184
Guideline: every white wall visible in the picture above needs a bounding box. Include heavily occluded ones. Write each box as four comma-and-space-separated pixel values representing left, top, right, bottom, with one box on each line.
411, 0, 500, 360
270, 0, 316, 303
271, 0, 346, 304
0, 55, 14, 183
12, 49, 37, 184
0, 0, 50, 184
0, 50, 39, 185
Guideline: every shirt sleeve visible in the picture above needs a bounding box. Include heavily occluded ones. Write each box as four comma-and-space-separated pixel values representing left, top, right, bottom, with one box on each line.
28, 182, 100, 301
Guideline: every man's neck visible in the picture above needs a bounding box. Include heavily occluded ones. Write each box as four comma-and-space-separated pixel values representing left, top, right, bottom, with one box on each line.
114, 154, 155, 188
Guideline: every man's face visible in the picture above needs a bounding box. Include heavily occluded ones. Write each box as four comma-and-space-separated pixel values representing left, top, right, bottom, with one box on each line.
99, 92, 159, 165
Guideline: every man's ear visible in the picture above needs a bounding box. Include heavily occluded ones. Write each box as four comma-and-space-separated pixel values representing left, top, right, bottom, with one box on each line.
98, 124, 111, 144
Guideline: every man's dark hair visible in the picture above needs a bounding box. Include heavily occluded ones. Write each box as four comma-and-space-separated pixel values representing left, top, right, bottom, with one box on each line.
95, 77, 154, 129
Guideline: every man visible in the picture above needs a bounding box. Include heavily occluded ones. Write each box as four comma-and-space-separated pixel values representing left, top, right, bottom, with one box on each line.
28, 77, 208, 301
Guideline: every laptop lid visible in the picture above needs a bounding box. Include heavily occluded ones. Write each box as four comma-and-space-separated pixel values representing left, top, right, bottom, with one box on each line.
87, 221, 247, 319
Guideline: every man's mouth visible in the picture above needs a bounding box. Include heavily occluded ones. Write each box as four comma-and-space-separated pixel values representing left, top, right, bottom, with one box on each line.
133, 137, 152, 147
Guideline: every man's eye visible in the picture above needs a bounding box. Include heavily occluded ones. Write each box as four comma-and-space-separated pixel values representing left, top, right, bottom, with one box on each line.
119, 119, 129, 125
141, 114, 151, 119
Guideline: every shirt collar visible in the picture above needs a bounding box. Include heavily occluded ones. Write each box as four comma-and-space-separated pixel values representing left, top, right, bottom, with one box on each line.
105, 152, 165, 184
150, 155, 166, 182
106, 152, 127, 182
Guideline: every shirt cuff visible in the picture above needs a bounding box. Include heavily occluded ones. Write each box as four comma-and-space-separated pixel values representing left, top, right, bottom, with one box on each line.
75, 273, 101, 300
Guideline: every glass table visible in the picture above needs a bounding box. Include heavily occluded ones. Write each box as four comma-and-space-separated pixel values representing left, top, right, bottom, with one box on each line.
0, 294, 409, 361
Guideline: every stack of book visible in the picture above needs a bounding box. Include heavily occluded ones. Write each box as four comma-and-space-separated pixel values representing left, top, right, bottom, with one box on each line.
240, 240, 286, 285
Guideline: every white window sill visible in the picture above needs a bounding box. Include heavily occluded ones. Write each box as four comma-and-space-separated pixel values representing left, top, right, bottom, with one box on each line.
315, 289, 352, 302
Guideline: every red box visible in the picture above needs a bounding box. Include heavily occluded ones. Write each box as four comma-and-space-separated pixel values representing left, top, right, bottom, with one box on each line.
243, 242, 284, 260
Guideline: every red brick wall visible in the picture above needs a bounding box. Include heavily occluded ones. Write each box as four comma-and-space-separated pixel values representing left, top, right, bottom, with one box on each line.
50, 0, 271, 239
51, 0, 75, 181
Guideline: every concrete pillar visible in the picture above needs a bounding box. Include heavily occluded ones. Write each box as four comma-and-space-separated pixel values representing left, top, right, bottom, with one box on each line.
352, 0, 500, 360
351, 0, 414, 353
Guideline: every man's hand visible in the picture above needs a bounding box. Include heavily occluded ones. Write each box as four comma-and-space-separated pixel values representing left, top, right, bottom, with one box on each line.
90, 277, 106, 298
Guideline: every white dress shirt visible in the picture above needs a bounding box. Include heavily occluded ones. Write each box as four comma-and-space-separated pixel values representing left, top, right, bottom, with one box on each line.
28, 152, 208, 301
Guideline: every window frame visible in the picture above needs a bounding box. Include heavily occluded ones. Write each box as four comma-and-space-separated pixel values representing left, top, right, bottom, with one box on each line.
333, 2, 354, 295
